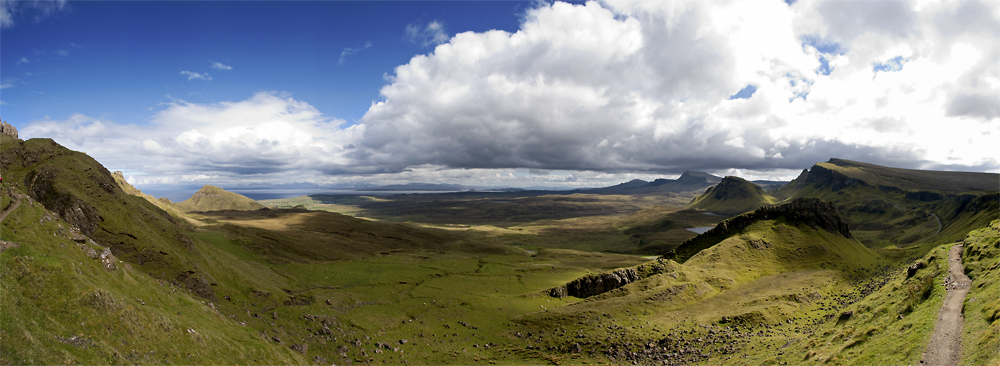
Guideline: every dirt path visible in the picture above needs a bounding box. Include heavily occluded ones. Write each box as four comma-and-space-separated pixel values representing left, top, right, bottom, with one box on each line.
921, 243, 971, 365
0, 193, 23, 222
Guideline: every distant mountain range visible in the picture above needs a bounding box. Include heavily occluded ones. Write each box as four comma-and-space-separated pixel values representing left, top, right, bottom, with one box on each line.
209, 171, 785, 195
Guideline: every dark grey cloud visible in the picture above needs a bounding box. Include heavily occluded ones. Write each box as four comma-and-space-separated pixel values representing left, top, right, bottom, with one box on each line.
946, 92, 1000, 120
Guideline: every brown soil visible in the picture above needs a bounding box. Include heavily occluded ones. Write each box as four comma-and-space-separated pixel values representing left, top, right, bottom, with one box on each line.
921, 243, 971, 365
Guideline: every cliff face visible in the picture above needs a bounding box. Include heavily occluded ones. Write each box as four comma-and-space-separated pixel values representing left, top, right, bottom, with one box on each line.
1, 120, 18, 139
670, 197, 852, 263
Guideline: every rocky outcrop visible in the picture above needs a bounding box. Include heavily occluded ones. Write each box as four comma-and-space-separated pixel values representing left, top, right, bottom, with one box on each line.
24, 165, 103, 236
1, 120, 17, 139
549, 259, 677, 299
670, 198, 852, 263
558, 268, 639, 298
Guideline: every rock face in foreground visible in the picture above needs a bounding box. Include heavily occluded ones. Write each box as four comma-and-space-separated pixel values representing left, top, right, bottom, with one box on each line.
549, 259, 676, 299
670, 197, 851, 263
560, 268, 640, 298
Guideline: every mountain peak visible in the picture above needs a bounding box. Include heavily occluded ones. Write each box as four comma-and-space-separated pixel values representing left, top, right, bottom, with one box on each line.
685, 176, 777, 216
177, 185, 263, 212
678, 170, 722, 183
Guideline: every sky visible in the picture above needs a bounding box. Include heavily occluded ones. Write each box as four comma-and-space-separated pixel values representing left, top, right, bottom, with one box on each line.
2, 0, 998, 190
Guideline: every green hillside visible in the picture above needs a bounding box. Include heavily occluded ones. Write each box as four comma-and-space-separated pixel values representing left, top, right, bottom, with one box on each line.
3, 136, 997, 365
685, 176, 778, 216
1, 136, 213, 295
515, 200, 887, 365
176, 185, 265, 212
961, 220, 1000, 365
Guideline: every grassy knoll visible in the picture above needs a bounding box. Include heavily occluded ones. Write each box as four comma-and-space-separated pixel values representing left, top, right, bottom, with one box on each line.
176, 185, 265, 212
685, 176, 779, 216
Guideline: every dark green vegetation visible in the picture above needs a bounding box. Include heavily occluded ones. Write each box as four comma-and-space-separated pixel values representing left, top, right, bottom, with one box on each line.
3, 135, 998, 365
176, 185, 265, 212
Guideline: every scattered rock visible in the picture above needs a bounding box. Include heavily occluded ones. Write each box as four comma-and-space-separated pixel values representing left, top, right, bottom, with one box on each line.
55, 335, 91, 348
0, 240, 20, 252
907, 261, 926, 278
290, 343, 308, 355
84, 246, 99, 259
99, 248, 117, 271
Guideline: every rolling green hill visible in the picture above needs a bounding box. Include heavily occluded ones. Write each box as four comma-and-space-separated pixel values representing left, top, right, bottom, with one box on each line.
175, 185, 265, 212
684, 176, 779, 216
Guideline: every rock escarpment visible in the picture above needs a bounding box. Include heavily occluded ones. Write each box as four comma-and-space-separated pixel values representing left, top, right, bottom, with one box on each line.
549, 259, 675, 299
560, 268, 639, 298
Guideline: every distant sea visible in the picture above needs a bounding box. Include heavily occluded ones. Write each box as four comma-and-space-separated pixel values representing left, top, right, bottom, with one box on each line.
141, 188, 462, 202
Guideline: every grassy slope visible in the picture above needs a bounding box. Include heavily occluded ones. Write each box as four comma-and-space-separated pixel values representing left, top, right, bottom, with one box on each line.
3, 136, 662, 364
1, 136, 212, 292
0, 192, 303, 364
508, 218, 885, 365
685, 176, 779, 216
176, 185, 265, 212
782, 161, 998, 257
961, 219, 1000, 365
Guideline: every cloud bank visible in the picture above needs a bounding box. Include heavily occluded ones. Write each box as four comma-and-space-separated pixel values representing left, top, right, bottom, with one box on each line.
20, 0, 1000, 188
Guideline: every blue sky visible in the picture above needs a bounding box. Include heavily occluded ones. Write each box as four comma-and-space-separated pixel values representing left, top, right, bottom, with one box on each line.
2, 1, 526, 125
2, 0, 998, 190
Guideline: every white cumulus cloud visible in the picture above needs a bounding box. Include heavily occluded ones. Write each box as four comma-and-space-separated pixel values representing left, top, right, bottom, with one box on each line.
210, 61, 233, 70
180, 70, 212, 81
352, 0, 999, 175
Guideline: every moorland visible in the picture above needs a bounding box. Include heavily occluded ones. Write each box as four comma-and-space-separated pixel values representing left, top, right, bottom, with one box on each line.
2, 133, 998, 365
